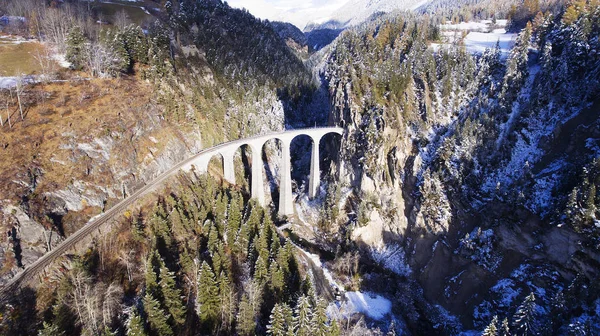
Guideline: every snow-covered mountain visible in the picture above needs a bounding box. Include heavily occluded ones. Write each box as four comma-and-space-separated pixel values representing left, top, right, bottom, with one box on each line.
305, 0, 430, 31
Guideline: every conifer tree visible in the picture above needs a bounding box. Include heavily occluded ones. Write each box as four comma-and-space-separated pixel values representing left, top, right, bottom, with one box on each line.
66, 26, 87, 70
269, 262, 285, 296
38, 322, 64, 336
159, 264, 186, 328
483, 315, 499, 336
197, 261, 220, 329
143, 293, 173, 336
126, 308, 147, 336
253, 254, 269, 283
267, 303, 289, 336
207, 222, 219, 255
330, 319, 341, 336
227, 193, 242, 246
237, 281, 263, 336
500, 22, 532, 105
169, 209, 186, 240
122, 24, 149, 64
235, 220, 251, 257
214, 193, 228, 231
282, 303, 295, 336
311, 298, 329, 336
512, 293, 537, 336
294, 295, 313, 336
145, 251, 160, 297
501, 318, 511, 336
236, 293, 256, 336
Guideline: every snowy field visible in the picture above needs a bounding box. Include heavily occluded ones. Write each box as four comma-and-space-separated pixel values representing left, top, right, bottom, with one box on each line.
432, 20, 517, 57
464, 29, 516, 56
441, 19, 508, 32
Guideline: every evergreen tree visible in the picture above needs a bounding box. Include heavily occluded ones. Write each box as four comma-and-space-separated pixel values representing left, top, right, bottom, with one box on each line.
236, 293, 257, 336
253, 254, 269, 283
283, 303, 295, 336
267, 303, 289, 336
226, 193, 242, 247
66, 26, 87, 70
330, 319, 341, 336
237, 280, 263, 336
501, 318, 511, 336
143, 293, 173, 336
126, 307, 147, 336
269, 261, 285, 296
207, 222, 219, 255
214, 193, 228, 231
38, 322, 64, 336
122, 24, 149, 64
294, 295, 313, 336
483, 315, 499, 336
512, 293, 537, 336
197, 261, 220, 329
311, 298, 329, 336
145, 251, 160, 297
158, 264, 186, 328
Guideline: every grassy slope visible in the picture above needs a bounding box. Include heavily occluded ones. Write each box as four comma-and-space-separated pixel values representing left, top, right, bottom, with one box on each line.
0, 39, 49, 76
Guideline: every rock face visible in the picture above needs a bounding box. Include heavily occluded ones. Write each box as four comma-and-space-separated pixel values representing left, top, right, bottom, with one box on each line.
270, 21, 309, 55
0, 202, 62, 283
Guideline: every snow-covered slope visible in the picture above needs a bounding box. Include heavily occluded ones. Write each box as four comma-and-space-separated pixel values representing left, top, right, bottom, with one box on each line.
305, 0, 430, 31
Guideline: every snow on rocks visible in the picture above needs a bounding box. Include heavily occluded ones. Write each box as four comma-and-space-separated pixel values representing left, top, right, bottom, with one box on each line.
369, 243, 412, 276
291, 239, 394, 321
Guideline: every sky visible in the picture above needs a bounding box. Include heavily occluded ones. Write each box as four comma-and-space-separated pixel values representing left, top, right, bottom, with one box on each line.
227, 0, 348, 30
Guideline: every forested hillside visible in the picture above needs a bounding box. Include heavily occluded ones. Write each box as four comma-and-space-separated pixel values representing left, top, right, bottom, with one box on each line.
318, 0, 600, 333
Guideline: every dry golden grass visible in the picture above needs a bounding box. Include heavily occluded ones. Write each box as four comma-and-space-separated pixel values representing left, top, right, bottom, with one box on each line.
0, 76, 179, 231
0, 39, 51, 76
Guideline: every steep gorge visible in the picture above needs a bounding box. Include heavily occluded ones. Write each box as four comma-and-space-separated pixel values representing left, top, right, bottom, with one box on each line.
315, 1, 600, 332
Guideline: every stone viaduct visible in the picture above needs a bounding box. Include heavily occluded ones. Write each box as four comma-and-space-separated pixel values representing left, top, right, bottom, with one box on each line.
182, 127, 344, 216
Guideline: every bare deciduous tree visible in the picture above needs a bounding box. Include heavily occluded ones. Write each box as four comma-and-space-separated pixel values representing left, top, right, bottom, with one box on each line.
118, 250, 135, 282
69, 271, 124, 335
15, 73, 24, 120
34, 47, 57, 82
113, 10, 131, 30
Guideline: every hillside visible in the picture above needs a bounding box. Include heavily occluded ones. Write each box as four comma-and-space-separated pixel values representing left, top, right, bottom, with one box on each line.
305, 0, 429, 31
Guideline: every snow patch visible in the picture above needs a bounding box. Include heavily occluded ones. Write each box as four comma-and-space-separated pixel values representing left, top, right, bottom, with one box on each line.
464, 31, 517, 56
51, 53, 71, 68
343, 291, 392, 320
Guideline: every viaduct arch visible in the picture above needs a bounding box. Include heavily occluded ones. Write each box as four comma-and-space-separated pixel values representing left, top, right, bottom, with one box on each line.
182, 127, 344, 216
